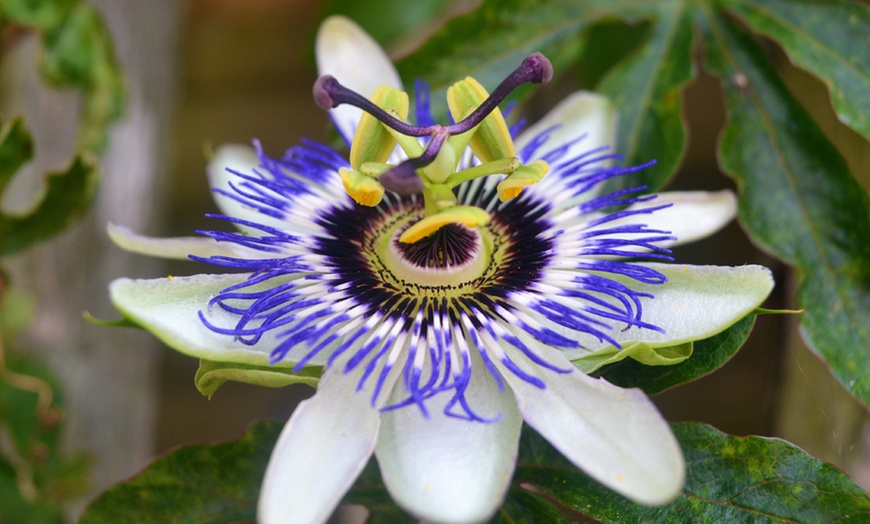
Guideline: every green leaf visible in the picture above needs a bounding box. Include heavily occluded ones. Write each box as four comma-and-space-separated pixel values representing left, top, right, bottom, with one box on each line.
160, 419, 868, 523
341, 458, 413, 522
491, 486, 571, 524
3, 0, 125, 152
321, 0, 455, 48
0, 118, 35, 194
395, 0, 626, 118
511, 423, 870, 522
721, 0, 870, 141
1, 0, 76, 29
699, 8, 870, 407
596, 314, 755, 395
0, 457, 62, 524
80, 420, 404, 523
195, 360, 321, 398
575, 19, 651, 89
39, 2, 125, 151
597, 1, 696, 191
0, 152, 99, 255
79, 420, 284, 524
338, 446, 571, 523
395, 1, 701, 188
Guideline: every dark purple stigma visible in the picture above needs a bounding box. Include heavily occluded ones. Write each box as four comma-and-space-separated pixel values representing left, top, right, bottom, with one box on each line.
313, 53, 553, 194
379, 161, 425, 195
379, 129, 448, 195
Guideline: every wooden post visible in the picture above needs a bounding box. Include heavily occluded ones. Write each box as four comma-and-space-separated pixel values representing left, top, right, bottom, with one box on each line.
1, 0, 181, 515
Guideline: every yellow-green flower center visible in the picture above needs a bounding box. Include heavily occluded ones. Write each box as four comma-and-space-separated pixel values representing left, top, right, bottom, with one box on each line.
362, 203, 507, 296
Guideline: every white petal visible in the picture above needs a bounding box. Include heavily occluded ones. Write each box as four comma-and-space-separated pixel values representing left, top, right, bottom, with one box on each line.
612, 190, 738, 248
611, 263, 772, 347
206, 143, 271, 227
258, 362, 384, 524
556, 263, 774, 355
107, 222, 270, 260
375, 357, 522, 522
515, 91, 616, 170
110, 274, 308, 367
494, 350, 684, 505
316, 16, 403, 144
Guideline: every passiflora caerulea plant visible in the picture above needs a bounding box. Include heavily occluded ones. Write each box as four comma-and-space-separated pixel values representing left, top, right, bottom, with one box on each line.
102, 17, 776, 522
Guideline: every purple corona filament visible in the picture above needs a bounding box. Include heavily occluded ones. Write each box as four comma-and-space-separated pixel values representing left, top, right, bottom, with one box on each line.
314, 53, 553, 194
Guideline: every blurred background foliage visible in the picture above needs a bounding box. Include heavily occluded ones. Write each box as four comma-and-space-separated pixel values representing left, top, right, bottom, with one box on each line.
1, 0, 868, 521
2, 0, 123, 521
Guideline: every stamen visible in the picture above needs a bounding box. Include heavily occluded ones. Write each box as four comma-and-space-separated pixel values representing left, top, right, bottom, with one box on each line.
314, 54, 552, 198
446, 53, 552, 136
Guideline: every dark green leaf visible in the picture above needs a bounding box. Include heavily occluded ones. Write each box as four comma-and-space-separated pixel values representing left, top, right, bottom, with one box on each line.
575, 20, 652, 89
596, 314, 755, 395
492, 486, 572, 524
396, 0, 698, 188
721, 0, 870, 141
341, 458, 413, 522
597, 2, 696, 191
79, 421, 284, 524
395, 0, 644, 118
0, 153, 99, 255
339, 447, 573, 523
513, 423, 870, 522
95, 418, 868, 523
0, 119, 35, 194
699, 8, 870, 407
321, 0, 455, 49
668, 423, 870, 521
0, 457, 62, 524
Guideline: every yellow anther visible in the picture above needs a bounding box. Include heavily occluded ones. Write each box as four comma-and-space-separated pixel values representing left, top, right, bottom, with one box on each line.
340, 168, 385, 206
497, 160, 549, 202
349, 86, 409, 170
399, 206, 490, 243
447, 77, 515, 163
